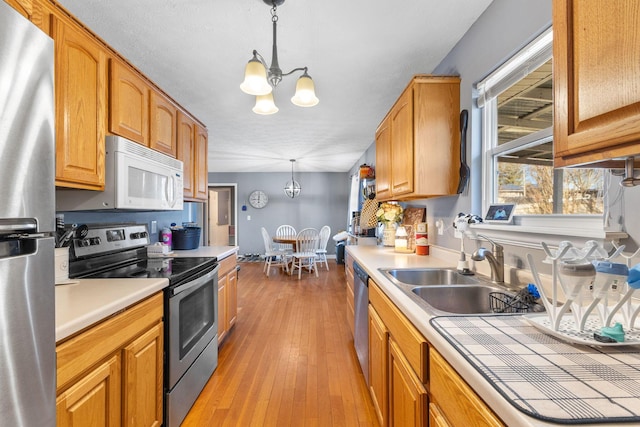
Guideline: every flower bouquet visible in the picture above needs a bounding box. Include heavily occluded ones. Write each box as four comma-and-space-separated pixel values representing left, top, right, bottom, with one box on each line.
376, 202, 403, 246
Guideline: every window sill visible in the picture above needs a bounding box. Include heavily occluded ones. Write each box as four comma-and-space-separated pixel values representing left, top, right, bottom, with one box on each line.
469, 215, 627, 249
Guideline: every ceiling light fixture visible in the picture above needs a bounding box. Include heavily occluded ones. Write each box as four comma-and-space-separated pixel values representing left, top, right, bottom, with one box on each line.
284, 159, 301, 198
240, 0, 319, 115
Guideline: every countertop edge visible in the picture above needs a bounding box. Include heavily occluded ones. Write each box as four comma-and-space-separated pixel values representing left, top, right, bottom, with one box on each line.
172, 245, 238, 260
346, 245, 560, 427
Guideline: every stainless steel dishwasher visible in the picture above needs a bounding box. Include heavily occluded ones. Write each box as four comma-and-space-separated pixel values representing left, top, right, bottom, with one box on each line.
353, 261, 369, 384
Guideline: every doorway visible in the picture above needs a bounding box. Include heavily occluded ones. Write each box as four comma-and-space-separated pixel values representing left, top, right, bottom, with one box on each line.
208, 184, 237, 246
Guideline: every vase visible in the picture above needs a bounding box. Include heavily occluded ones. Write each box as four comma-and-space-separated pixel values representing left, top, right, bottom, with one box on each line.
381, 223, 397, 247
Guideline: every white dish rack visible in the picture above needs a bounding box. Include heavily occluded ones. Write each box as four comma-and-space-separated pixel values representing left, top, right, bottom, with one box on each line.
526, 240, 640, 341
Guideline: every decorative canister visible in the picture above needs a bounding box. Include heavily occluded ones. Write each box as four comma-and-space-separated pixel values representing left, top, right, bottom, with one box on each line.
381, 223, 397, 247
415, 222, 429, 255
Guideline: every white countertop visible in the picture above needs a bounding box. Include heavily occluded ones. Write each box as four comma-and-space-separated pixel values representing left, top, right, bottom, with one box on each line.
55, 246, 238, 343
346, 245, 636, 427
55, 278, 168, 342
172, 245, 238, 260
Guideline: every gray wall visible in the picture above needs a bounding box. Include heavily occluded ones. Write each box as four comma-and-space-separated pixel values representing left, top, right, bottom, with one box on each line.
208, 172, 350, 256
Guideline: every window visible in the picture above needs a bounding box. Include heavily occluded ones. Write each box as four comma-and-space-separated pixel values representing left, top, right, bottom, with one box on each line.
477, 28, 604, 219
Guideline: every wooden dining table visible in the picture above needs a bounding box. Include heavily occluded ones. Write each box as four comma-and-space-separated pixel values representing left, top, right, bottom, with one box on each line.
272, 236, 297, 252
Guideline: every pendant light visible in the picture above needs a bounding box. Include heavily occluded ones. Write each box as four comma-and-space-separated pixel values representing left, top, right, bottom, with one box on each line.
284, 159, 301, 198
240, 0, 319, 114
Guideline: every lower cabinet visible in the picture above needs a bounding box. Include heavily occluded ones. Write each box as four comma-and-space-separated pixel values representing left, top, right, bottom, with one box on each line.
56, 292, 164, 427
369, 280, 428, 427
368, 279, 503, 427
430, 348, 504, 427
218, 253, 238, 344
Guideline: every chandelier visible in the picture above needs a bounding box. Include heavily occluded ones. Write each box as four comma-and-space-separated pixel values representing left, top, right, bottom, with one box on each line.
284, 159, 301, 198
240, 0, 319, 115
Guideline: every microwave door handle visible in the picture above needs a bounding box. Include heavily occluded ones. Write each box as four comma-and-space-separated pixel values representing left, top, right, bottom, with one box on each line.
166, 175, 176, 207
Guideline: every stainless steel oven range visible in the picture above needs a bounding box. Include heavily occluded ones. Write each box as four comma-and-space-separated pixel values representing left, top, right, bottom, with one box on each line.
69, 223, 219, 427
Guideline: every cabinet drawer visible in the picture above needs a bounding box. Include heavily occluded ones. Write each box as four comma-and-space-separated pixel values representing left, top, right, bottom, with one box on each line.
430, 348, 504, 427
369, 280, 428, 382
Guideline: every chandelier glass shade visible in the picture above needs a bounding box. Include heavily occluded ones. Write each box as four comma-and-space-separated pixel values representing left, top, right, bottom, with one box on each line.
240, 0, 318, 114
284, 159, 301, 198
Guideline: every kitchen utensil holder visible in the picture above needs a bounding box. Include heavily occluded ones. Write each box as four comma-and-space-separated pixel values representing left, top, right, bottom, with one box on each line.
527, 240, 640, 332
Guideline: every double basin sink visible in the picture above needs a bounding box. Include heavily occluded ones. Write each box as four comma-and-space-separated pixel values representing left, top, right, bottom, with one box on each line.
379, 268, 541, 316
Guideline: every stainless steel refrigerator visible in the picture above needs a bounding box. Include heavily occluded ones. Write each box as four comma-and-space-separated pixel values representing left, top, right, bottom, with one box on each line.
0, 2, 56, 425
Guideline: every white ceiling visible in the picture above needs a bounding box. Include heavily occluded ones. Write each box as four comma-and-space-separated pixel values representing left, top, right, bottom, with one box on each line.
56, 0, 493, 173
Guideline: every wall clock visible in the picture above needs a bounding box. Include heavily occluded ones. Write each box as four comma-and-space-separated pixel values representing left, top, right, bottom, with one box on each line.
248, 190, 268, 209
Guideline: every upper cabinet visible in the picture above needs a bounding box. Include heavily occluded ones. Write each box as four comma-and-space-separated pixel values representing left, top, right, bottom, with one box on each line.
52, 14, 107, 190
109, 59, 150, 147
150, 90, 178, 157
6, 0, 207, 194
178, 111, 208, 202
553, 0, 640, 167
375, 75, 460, 201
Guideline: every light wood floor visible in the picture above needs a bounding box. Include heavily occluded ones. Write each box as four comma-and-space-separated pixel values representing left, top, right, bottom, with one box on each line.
181, 260, 379, 427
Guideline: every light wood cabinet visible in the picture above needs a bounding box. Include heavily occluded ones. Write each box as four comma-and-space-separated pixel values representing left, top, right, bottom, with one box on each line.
52, 14, 107, 190
375, 118, 392, 201
368, 304, 388, 426
389, 338, 428, 427
368, 280, 428, 427
218, 253, 238, 344
429, 402, 451, 427
554, 0, 640, 167
375, 75, 460, 201
150, 90, 178, 157
430, 348, 504, 427
109, 59, 149, 146
56, 292, 164, 427
345, 252, 355, 337
195, 124, 209, 199
178, 111, 208, 201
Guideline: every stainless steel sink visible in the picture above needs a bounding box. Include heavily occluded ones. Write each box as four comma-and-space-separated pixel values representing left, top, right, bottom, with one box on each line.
411, 284, 506, 314
381, 268, 479, 286
378, 267, 543, 315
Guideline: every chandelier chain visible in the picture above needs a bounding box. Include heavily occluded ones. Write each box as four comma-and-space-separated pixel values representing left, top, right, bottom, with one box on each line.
271, 4, 278, 22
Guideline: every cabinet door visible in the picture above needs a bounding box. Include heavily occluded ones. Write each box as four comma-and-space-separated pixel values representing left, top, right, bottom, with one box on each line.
149, 90, 177, 157
195, 124, 209, 200
53, 16, 107, 190
429, 403, 452, 427
388, 339, 427, 427
177, 111, 196, 199
123, 323, 163, 427
218, 272, 228, 342
390, 88, 414, 197
554, 0, 640, 167
56, 354, 121, 427
369, 305, 389, 427
375, 117, 392, 201
227, 268, 238, 329
109, 59, 150, 146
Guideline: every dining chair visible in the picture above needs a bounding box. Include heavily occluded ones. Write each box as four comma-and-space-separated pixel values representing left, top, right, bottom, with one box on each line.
291, 228, 319, 279
261, 227, 288, 276
315, 225, 331, 270
275, 224, 297, 253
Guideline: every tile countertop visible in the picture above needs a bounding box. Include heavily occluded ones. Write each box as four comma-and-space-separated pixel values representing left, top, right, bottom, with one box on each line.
55, 246, 238, 343
347, 245, 638, 427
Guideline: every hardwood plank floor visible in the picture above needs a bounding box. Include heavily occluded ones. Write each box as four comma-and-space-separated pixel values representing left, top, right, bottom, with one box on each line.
182, 260, 379, 427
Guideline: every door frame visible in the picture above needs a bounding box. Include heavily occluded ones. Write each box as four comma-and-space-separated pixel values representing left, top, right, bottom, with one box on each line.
207, 183, 238, 246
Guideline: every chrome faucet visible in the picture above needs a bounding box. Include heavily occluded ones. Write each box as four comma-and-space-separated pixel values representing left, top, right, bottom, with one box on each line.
471, 234, 504, 284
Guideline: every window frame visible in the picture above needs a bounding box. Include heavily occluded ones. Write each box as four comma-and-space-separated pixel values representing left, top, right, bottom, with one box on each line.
473, 27, 625, 246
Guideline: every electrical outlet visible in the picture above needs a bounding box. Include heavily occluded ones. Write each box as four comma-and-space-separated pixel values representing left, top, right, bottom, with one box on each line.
435, 219, 444, 235
151, 220, 157, 234
247, 215, 251, 221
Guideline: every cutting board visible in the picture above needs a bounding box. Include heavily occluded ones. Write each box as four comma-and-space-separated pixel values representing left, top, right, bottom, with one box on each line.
402, 207, 425, 227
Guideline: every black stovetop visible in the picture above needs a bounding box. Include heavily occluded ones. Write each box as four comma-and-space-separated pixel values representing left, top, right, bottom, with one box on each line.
70, 249, 218, 287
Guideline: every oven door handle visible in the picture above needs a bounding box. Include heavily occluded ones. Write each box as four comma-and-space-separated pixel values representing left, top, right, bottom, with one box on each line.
170, 264, 219, 296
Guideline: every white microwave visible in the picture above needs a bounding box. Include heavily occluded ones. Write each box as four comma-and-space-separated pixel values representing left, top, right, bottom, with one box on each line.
56, 136, 184, 211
